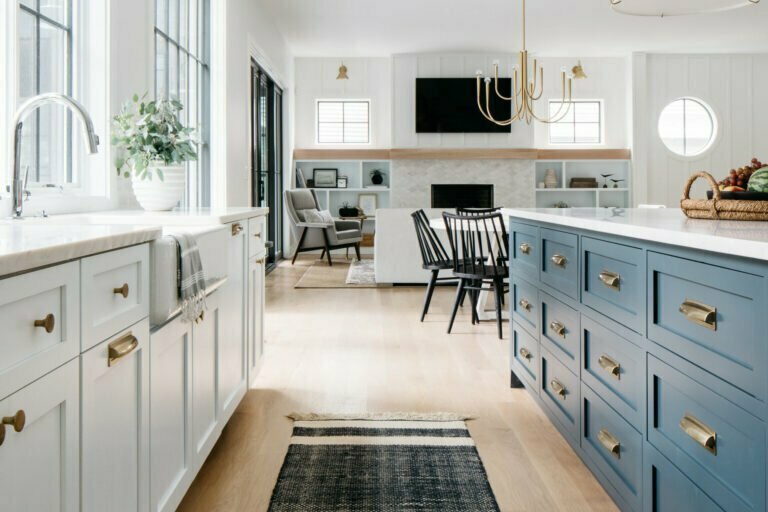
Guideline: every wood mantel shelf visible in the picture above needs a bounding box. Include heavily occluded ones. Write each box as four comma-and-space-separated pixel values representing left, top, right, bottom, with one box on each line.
294, 148, 631, 161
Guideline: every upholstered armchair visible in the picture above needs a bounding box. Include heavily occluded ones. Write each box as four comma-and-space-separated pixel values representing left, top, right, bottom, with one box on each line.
285, 189, 363, 266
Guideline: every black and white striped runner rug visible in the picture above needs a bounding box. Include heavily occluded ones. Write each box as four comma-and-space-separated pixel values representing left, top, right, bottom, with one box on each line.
268, 413, 500, 512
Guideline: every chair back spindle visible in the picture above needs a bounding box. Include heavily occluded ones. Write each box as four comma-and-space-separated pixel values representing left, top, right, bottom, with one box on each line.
411, 209, 451, 269
442, 212, 509, 279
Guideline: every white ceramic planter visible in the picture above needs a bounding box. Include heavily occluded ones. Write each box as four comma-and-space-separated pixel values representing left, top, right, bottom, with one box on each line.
132, 164, 185, 211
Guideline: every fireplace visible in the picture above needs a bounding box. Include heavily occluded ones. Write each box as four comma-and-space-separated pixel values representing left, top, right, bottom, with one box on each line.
431, 184, 494, 208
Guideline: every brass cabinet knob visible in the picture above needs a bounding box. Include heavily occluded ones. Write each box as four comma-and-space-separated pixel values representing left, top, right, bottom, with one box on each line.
113, 283, 130, 298
519, 347, 532, 360
2, 410, 26, 433
34, 313, 55, 333
598, 428, 621, 459
551, 254, 567, 267
550, 379, 567, 399
598, 270, 621, 291
231, 223, 243, 236
549, 321, 566, 338
518, 299, 532, 312
679, 299, 717, 331
519, 243, 531, 255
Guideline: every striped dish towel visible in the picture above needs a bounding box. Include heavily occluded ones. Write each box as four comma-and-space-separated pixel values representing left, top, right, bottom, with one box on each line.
169, 233, 207, 323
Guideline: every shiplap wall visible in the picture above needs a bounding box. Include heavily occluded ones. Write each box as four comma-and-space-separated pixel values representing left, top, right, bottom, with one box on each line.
392, 53, 534, 148
633, 53, 768, 206
294, 57, 392, 148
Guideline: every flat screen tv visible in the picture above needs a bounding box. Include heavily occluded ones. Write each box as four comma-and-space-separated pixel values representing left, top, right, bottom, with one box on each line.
416, 78, 512, 133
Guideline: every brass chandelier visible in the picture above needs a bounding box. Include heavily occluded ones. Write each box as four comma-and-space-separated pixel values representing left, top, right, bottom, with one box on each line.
476, 0, 574, 125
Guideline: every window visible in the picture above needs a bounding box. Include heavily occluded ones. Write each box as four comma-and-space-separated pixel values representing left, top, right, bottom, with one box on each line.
658, 97, 716, 157
317, 100, 370, 144
155, 0, 210, 207
548, 101, 602, 145
18, 0, 73, 186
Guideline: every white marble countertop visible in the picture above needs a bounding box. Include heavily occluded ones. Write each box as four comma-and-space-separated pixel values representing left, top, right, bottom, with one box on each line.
503, 207, 768, 262
0, 223, 161, 276
33, 207, 270, 226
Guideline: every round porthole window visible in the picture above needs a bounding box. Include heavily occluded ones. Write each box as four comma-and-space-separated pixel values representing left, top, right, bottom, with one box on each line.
657, 97, 717, 157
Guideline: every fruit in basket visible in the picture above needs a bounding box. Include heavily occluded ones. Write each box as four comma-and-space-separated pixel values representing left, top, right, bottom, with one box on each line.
747, 168, 768, 193
718, 157, 768, 190
723, 185, 746, 192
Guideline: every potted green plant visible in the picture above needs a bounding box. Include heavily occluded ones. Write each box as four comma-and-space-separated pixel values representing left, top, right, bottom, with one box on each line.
112, 94, 197, 210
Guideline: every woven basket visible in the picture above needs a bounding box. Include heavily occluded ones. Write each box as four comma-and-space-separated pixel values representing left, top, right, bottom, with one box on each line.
681, 171, 768, 221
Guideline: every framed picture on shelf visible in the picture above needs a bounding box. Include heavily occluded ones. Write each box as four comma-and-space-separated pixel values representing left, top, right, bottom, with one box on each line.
336, 176, 348, 188
358, 193, 377, 216
313, 168, 338, 188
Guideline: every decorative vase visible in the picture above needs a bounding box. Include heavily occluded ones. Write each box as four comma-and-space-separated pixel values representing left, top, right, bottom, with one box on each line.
131, 164, 185, 211
544, 169, 559, 189
371, 172, 384, 185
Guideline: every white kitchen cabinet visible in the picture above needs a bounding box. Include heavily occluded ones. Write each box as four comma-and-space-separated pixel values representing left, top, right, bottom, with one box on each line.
218, 222, 248, 423
0, 359, 80, 512
192, 291, 221, 463
81, 319, 150, 512
149, 316, 193, 512
247, 254, 266, 383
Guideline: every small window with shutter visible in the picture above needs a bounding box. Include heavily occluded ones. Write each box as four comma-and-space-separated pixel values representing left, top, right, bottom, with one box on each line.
316, 100, 371, 144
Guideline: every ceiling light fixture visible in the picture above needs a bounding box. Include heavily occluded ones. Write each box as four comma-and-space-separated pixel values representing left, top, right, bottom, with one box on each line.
609, 0, 760, 17
337, 63, 349, 80
475, 0, 575, 125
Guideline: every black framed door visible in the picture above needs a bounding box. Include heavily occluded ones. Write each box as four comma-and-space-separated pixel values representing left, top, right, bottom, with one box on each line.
251, 60, 283, 270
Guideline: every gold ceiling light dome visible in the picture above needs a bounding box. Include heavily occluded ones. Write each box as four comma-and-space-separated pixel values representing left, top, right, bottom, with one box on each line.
337, 63, 349, 80
609, 0, 760, 17
571, 61, 587, 80
475, 0, 575, 125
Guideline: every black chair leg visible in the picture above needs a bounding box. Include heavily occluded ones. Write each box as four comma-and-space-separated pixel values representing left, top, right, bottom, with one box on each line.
319, 249, 326, 260
354, 243, 362, 261
468, 286, 479, 325
291, 227, 308, 265
493, 278, 504, 340
448, 279, 466, 334
421, 269, 439, 322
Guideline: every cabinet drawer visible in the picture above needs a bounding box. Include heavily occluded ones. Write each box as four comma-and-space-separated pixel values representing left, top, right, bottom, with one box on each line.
540, 292, 580, 373
582, 315, 643, 427
510, 222, 539, 281
648, 356, 765, 512
248, 217, 267, 257
511, 321, 539, 390
540, 347, 579, 440
582, 384, 642, 512
0, 262, 80, 400
81, 318, 150, 512
81, 244, 150, 350
648, 252, 765, 401
644, 443, 724, 512
540, 228, 578, 300
582, 237, 644, 333
512, 275, 538, 335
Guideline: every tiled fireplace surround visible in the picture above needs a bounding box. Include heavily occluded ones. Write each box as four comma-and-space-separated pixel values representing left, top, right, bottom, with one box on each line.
390, 159, 535, 209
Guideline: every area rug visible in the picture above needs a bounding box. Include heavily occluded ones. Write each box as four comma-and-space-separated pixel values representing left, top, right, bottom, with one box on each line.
345, 259, 376, 285
268, 412, 500, 512
294, 260, 379, 289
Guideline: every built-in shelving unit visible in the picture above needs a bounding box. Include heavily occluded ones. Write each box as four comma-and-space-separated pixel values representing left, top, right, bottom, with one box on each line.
295, 159, 392, 214
534, 160, 632, 208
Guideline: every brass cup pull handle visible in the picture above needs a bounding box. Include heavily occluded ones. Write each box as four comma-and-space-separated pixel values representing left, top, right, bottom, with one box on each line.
518, 299, 532, 312
194, 311, 205, 324
679, 414, 717, 455
599, 271, 621, 290
550, 321, 566, 338
679, 299, 717, 331
519, 347, 532, 360
550, 379, 567, 400
113, 283, 129, 298
551, 254, 567, 267
597, 428, 621, 459
231, 223, 243, 236
34, 313, 55, 333
108, 334, 139, 367
598, 354, 621, 380
519, 242, 531, 255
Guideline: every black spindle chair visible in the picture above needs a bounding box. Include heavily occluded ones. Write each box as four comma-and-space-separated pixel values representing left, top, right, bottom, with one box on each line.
456, 207, 502, 216
411, 210, 457, 322
443, 211, 509, 339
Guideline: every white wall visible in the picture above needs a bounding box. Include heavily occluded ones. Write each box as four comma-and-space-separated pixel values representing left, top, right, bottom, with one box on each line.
633, 53, 768, 207
294, 57, 391, 148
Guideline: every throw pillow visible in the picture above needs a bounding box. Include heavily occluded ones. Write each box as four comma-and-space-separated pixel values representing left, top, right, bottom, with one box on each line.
296, 208, 316, 222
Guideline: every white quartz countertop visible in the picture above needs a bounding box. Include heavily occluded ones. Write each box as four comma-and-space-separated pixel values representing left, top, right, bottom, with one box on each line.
0, 223, 161, 276
40, 207, 270, 226
503, 207, 768, 262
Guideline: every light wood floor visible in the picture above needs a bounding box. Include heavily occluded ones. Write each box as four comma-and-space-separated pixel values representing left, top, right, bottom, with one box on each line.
178, 257, 618, 512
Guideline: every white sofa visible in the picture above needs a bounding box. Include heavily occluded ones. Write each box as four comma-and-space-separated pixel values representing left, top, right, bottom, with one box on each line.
375, 208, 453, 284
